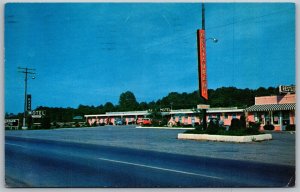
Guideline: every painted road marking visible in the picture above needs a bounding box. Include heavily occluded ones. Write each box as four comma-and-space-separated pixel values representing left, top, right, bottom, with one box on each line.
97, 157, 223, 180
5, 143, 27, 148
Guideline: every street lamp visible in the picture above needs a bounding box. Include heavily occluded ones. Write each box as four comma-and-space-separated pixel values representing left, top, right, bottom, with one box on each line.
206, 38, 218, 43
18, 67, 36, 130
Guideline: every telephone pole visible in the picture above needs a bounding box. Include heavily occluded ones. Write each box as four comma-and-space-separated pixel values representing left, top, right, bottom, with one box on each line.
18, 67, 36, 129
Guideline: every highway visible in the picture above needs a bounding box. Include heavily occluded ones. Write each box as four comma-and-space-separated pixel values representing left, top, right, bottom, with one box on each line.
5, 135, 295, 187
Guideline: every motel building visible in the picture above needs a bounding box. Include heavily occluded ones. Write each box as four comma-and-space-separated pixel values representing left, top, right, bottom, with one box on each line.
84, 107, 244, 127
245, 93, 296, 131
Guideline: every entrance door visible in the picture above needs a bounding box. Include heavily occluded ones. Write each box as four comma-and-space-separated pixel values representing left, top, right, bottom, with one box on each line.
282, 111, 290, 131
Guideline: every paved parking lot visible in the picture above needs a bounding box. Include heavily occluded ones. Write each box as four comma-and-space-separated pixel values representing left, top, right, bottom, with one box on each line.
5, 125, 295, 166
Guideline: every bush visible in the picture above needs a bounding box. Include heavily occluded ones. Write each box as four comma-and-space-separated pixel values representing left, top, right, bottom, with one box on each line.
263, 124, 275, 130
240, 115, 246, 129
248, 122, 261, 130
160, 118, 169, 126
195, 124, 204, 131
74, 123, 81, 127
285, 124, 295, 131
207, 120, 219, 134
229, 118, 241, 131
92, 121, 98, 127
41, 116, 51, 129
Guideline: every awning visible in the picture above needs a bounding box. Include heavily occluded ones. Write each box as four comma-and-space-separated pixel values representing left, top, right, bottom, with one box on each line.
245, 103, 295, 112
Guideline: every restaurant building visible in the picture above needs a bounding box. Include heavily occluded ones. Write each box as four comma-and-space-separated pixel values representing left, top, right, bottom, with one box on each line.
245, 94, 296, 131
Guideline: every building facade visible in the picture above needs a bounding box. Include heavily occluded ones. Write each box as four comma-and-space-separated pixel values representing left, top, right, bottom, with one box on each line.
245, 94, 296, 131
84, 107, 244, 127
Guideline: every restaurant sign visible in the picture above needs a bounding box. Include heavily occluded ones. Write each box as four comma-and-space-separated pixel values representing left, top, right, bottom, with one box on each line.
279, 85, 295, 94
197, 29, 208, 100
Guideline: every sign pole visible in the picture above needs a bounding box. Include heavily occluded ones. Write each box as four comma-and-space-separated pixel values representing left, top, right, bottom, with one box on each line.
197, 3, 208, 130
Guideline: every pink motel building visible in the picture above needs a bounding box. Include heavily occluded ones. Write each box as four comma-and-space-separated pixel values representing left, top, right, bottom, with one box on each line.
168, 107, 244, 126
245, 94, 296, 131
84, 107, 244, 127
85, 111, 149, 126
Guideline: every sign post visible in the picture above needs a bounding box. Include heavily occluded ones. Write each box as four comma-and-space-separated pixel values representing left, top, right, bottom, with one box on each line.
196, 3, 208, 130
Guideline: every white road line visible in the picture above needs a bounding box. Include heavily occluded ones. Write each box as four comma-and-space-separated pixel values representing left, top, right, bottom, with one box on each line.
97, 157, 223, 180
5, 143, 27, 148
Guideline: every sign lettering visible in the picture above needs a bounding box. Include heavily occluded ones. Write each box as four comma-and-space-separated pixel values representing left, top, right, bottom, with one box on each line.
279, 85, 295, 94
5, 119, 19, 127
31, 110, 46, 118
197, 29, 208, 100
27, 94, 31, 111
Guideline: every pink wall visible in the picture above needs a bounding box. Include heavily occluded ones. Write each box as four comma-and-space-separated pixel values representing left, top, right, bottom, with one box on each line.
168, 112, 243, 126
255, 94, 295, 105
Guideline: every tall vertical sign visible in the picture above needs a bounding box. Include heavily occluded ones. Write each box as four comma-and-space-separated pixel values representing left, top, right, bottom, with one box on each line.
27, 94, 31, 111
197, 29, 208, 100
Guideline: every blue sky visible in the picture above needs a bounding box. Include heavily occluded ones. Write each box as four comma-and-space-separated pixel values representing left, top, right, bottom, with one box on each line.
5, 3, 295, 114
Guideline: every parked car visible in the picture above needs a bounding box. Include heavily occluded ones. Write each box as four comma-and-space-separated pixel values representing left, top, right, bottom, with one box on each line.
115, 118, 125, 125
141, 118, 152, 125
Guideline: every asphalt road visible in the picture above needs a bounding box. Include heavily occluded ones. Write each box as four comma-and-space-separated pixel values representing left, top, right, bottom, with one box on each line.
5, 135, 295, 187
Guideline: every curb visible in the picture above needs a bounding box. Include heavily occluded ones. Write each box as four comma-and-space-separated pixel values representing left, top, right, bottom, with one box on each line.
136, 126, 195, 130
178, 133, 272, 143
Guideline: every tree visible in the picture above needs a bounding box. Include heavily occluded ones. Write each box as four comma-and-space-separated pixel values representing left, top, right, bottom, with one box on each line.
103, 102, 115, 112
119, 91, 139, 111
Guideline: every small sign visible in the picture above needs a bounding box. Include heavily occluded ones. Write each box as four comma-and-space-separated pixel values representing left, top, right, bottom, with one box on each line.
279, 85, 295, 94
197, 104, 210, 109
27, 94, 31, 111
5, 119, 19, 127
160, 108, 170, 112
31, 110, 46, 118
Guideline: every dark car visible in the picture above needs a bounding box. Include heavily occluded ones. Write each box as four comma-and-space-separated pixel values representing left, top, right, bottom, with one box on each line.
115, 118, 125, 125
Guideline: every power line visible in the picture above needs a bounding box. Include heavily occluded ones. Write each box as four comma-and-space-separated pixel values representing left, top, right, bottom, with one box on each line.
206, 7, 293, 31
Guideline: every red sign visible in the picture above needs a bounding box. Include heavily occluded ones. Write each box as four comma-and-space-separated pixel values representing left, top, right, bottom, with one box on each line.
197, 29, 208, 100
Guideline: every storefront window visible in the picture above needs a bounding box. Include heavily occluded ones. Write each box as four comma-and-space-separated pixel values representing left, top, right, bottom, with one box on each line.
282, 111, 290, 125
272, 111, 279, 124
225, 114, 228, 119
264, 112, 271, 125
255, 112, 264, 124
232, 113, 236, 119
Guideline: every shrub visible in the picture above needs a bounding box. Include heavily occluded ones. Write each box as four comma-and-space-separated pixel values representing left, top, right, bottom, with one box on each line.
206, 120, 219, 134
285, 124, 295, 131
74, 123, 81, 127
239, 115, 246, 129
160, 118, 169, 126
249, 122, 261, 130
263, 124, 275, 130
229, 118, 241, 131
92, 121, 98, 127
41, 116, 51, 129
195, 124, 204, 131
246, 122, 261, 134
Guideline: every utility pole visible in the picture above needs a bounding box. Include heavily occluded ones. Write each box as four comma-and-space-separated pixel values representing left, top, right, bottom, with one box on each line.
202, 3, 205, 30
18, 67, 36, 129
201, 3, 207, 130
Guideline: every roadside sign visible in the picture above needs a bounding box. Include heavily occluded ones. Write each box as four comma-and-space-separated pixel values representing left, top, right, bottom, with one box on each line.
5, 119, 19, 129
197, 104, 210, 109
279, 85, 295, 94
31, 110, 46, 118
27, 94, 32, 111
197, 29, 208, 100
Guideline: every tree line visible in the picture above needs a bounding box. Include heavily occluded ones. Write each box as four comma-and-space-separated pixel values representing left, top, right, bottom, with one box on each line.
6, 86, 280, 123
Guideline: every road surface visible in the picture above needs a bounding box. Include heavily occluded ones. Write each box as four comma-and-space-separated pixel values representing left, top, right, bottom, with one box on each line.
5, 135, 295, 187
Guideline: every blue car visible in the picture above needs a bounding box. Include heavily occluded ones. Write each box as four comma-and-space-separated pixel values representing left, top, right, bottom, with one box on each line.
115, 118, 125, 125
